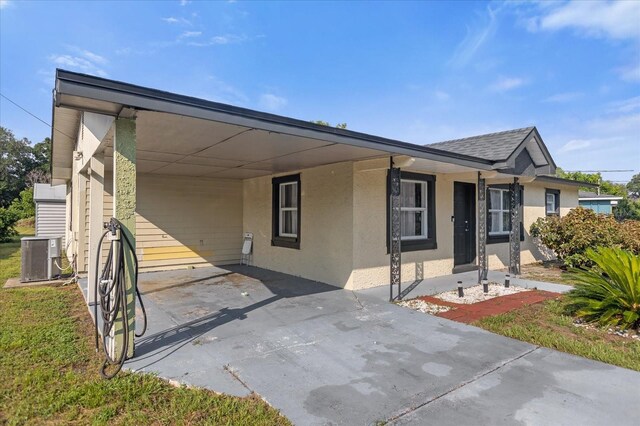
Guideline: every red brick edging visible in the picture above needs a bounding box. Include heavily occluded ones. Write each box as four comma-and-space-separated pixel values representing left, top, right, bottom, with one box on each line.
417, 290, 560, 324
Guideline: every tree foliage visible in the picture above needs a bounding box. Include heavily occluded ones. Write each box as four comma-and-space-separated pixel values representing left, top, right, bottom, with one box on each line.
627, 173, 640, 198
555, 167, 627, 197
311, 120, 347, 129
0, 207, 19, 242
0, 127, 50, 207
614, 199, 640, 222
9, 187, 35, 219
530, 207, 640, 268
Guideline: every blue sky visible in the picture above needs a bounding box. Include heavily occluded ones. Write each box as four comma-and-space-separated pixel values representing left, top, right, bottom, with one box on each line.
1, 0, 639, 182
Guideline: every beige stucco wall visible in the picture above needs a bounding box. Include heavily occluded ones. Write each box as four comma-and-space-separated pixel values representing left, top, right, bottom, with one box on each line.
243, 162, 355, 287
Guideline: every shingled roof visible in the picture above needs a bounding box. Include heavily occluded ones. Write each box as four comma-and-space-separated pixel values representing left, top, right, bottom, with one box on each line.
426, 127, 535, 162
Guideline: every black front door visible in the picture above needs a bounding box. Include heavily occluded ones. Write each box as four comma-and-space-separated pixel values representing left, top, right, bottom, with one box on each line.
453, 182, 476, 266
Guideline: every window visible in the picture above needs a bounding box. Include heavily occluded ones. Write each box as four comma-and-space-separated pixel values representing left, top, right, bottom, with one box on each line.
488, 188, 510, 236
545, 189, 560, 216
486, 184, 524, 244
387, 171, 436, 252
272, 174, 301, 249
401, 180, 428, 239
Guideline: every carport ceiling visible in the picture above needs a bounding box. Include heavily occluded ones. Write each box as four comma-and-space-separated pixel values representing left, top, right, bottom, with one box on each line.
102, 111, 386, 179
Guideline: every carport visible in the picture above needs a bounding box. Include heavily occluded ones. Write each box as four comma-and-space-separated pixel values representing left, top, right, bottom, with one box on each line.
123, 265, 640, 425
51, 69, 501, 360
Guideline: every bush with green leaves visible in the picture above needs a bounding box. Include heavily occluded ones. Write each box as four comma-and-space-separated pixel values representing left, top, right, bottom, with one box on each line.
530, 207, 638, 268
566, 247, 640, 330
0, 206, 19, 242
9, 187, 35, 219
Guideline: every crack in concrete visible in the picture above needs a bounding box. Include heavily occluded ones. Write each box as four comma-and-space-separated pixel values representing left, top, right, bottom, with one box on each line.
352, 291, 366, 311
223, 364, 254, 393
384, 346, 540, 424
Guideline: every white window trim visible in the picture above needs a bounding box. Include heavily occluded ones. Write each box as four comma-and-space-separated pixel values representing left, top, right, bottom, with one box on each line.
279, 182, 298, 238
400, 179, 428, 240
488, 187, 510, 236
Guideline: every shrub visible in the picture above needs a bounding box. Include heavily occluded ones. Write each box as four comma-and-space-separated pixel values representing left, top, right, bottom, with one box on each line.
9, 187, 35, 219
566, 247, 640, 330
0, 207, 19, 242
530, 207, 637, 268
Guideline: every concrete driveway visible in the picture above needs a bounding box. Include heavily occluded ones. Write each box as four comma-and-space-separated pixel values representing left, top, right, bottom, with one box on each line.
126, 266, 640, 425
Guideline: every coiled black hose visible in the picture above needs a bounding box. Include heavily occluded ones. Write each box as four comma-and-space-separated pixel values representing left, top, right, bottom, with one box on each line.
93, 218, 147, 379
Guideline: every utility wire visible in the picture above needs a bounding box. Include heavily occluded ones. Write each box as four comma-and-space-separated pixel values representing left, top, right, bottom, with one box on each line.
0, 92, 75, 140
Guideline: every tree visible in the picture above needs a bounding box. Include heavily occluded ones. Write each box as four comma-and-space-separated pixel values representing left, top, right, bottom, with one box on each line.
0, 127, 50, 207
614, 199, 640, 221
556, 167, 627, 197
627, 173, 640, 198
311, 120, 347, 129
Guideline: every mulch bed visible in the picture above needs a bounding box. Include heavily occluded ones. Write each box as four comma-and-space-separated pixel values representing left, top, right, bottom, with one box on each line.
417, 290, 561, 324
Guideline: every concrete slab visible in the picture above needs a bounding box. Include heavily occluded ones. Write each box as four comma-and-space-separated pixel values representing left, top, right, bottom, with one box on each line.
4, 277, 69, 288
121, 266, 639, 425
359, 269, 573, 302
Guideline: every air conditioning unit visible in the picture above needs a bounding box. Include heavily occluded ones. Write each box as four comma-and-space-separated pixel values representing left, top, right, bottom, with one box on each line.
21, 237, 62, 282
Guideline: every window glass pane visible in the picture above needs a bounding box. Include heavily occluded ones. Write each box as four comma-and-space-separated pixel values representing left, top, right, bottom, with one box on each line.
502, 190, 510, 210
281, 210, 297, 235
489, 189, 501, 210
281, 183, 298, 208
502, 212, 510, 232
489, 212, 500, 234
401, 211, 425, 238
401, 181, 415, 207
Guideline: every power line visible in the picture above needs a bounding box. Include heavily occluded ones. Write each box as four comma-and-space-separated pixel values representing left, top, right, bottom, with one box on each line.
565, 169, 634, 173
0, 92, 75, 140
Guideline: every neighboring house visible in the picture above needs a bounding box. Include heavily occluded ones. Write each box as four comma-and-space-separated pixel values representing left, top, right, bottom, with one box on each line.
578, 191, 623, 214
50, 69, 593, 293
33, 183, 66, 245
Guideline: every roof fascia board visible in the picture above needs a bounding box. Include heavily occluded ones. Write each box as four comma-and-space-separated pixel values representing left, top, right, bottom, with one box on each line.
579, 196, 623, 201
535, 175, 598, 188
505, 127, 557, 171
54, 70, 494, 171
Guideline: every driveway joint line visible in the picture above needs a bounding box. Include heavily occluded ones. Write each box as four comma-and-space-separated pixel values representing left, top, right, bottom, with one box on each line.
223, 364, 255, 393
384, 346, 540, 424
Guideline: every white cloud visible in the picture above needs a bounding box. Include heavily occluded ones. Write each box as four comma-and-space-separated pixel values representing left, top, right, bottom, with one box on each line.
188, 34, 249, 47
162, 16, 191, 25
0, 1, 10, 9
48, 48, 108, 77
179, 31, 202, 39
449, 5, 499, 68
489, 76, 526, 92
259, 93, 287, 112
558, 139, 591, 153
543, 91, 583, 103
617, 62, 640, 82
529, 1, 640, 41
607, 97, 640, 114
434, 90, 451, 101
180, 0, 191, 5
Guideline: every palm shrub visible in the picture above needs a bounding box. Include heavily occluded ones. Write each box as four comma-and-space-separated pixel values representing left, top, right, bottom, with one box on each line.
567, 247, 640, 330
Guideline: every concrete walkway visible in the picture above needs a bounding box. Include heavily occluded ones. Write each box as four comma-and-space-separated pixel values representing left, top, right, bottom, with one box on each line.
124, 266, 639, 425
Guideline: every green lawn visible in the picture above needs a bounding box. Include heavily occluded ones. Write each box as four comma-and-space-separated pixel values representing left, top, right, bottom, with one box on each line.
0, 227, 290, 425
475, 298, 640, 372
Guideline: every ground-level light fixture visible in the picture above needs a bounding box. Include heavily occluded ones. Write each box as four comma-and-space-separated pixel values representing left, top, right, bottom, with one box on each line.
504, 274, 510, 288
482, 279, 489, 293
457, 281, 464, 297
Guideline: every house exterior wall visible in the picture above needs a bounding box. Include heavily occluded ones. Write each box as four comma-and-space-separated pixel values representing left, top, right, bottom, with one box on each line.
578, 200, 613, 214
96, 172, 243, 272
243, 162, 355, 287
244, 160, 580, 290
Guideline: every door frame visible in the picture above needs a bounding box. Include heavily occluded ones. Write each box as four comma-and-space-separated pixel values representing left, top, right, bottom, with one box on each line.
453, 181, 477, 267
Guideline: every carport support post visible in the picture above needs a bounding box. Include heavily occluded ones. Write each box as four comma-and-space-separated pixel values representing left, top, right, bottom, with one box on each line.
87, 154, 104, 306
509, 177, 521, 276
477, 173, 487, 283
389, 164, 402, 301
112, 118, 136, 359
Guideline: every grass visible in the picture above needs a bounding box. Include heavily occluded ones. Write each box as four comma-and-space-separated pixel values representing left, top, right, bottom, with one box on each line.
475, 298, 640, 372
0, 226, 290, 425
508, 260, 577, 286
